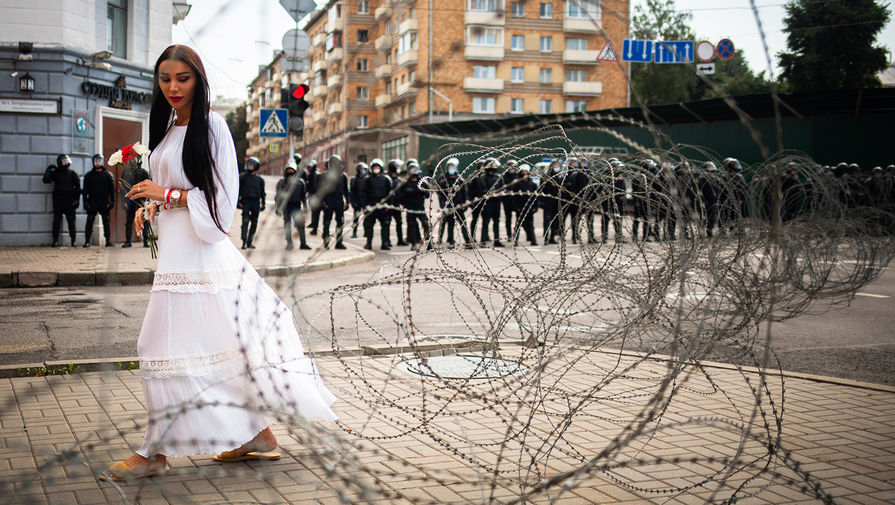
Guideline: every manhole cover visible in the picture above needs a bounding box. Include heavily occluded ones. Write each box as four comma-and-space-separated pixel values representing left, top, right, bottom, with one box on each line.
400, 354, 528, 380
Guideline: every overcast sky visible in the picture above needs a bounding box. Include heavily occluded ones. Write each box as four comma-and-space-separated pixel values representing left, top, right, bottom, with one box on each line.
172, 0, 895, 101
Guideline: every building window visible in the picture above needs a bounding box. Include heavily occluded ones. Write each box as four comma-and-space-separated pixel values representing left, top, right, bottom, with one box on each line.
565, 0, 599, 20
473, 97, 496, 113
539, 2, 552, 18
510, 67, 523, 83
539, 99, 552, 113
511, 34, 524, 51
386, 52, 392, 65
467, 26, 503, 46
566, 37, 587, 50
409, 70, 416, 81
357, 29, 369, 43
357, 58, 369, 71
566, 69, 586, 81
468, 0, 499, 11
358, 0, 369, 14
566, 100, 587, 112
510, 98, 524, 114
473, 65, 497, 78
382, 136, 408, 161
539, 67, 552, 83
540, 36, 552, 52
399, 31, 417, 53
107, 0, 128, 58
385, 81, 392, 94
357, 86, 369, 100
409, 102, 416, 116
511, 1, 524, 16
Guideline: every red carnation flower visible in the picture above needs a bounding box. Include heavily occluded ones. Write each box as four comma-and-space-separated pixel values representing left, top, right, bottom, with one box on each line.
122, 144, 137, 164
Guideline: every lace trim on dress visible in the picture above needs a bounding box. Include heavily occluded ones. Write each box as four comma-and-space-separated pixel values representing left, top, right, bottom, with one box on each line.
140, 350, 245, 378
151, 270, 251, 293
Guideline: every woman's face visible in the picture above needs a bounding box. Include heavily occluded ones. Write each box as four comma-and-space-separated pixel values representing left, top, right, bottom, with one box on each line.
158, 59, 196, 115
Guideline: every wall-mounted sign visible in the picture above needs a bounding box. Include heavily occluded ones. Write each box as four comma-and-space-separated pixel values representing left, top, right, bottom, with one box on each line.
81, 77, 151, 110
0, 97, 59, 114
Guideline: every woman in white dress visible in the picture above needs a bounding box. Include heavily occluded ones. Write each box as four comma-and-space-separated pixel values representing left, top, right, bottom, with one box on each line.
103, 45, 337, 481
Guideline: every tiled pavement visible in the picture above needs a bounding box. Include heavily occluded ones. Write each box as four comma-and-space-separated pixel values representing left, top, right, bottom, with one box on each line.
1, 347, 893, 505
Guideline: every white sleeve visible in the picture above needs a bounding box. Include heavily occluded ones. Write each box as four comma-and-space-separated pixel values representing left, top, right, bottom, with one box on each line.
186, 112, 238, 243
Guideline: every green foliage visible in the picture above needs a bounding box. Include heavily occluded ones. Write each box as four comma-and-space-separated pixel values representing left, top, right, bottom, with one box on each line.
697, 50, 774, 99
778, 0, 890, 91
226, 104, 249, 170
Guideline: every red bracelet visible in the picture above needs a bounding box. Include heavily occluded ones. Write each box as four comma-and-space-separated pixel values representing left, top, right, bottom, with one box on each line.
165, 188, 172, 203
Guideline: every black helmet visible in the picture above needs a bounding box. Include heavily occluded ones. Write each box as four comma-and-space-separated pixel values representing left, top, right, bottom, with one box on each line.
702, 161, 717, 172
293, 153, 302, 165
308, 159, 318, 170
57, 154, 71, 167
246, 157, 261, 171
483, 157, 500, 171
722, 157, 741, 172
387, 159, 403, 174
92, 154, 105, 166
641, 159, 658, 171
326, 154, 343, 171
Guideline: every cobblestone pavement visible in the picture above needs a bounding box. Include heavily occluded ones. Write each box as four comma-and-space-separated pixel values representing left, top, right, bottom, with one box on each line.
0, 348, 893, 504
0, 177, 373, 287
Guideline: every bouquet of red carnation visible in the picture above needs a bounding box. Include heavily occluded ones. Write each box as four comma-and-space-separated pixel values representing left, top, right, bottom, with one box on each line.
111, 143, 158, 258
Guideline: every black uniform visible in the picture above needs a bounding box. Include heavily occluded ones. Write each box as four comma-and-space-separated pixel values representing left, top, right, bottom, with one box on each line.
478, 170, 503, 245
82, 167, 115, 245
561, 169, 588, 244
514, 175, 538, 245
321, 171, 350, 248
437, 172, 471, 246
238, 170, 265, 248
121, 163, 150, 247
401, 174, 431, 246
540, 169, 563, 244
307, 169, 325, 234
275, 167, 309, 250
698, 170, 722, 236
43, 161, 80, 246
467, 162, 486, 238
362, 172, 393, 249
349, 173, 367, 237
501, 168, 519, 243
388, 172, 406, 246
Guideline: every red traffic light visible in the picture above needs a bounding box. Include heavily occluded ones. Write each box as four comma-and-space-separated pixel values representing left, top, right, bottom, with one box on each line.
292, 84, 309, 99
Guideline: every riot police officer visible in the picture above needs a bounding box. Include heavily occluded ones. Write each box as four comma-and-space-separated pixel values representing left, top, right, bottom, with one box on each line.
437, 158, 471, 247
320, 155, 350, 249
306, 159, 324, 234
275, 160, 311, 250
400, 160, 431, 248
561, 157, 588, 244
478, 158, 504, 247
82, 154, 115, 247
238, 157, 265, 249
501, 160, 520, 243
349, 162, 368, 238
362, 159, 392, 250
43, 154, 80, 247
540, 160, 564, 244
121, 154, 150, 248
514, 164, 538, 246
387, 159, 407, 247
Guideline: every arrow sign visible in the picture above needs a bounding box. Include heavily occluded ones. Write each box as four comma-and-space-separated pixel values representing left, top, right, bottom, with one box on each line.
654, 41, 694, 63
622, 39, 653, 62
597, 40, 618, 62
696, 62, 716, 75
260, 109, 288, 138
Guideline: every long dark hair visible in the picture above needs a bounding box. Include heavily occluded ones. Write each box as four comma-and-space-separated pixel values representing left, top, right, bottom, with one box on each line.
148, 44, 225, 234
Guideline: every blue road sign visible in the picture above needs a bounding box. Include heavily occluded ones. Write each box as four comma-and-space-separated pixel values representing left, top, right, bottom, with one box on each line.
622, 39, 653, 62
654, 41, 694, 64
716, 38, 735, 60
259, 108, 288, 138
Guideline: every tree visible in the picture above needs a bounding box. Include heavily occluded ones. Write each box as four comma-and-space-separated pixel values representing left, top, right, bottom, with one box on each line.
778, 0, 890, 91
226, 104, 249, 171
630, 0, 698, 106
697, 49, 773, 100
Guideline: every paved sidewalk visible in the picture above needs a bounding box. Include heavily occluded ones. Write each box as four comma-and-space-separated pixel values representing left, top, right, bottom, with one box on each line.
0, 346, 893, 505
0, 178, 373, 287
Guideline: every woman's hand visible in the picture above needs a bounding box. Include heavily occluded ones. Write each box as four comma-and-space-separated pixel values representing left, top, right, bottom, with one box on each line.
125, 180, 166, 202
134, 202, 159, 236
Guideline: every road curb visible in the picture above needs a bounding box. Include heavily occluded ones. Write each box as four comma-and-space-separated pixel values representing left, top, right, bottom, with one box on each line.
0, 247, 375, 288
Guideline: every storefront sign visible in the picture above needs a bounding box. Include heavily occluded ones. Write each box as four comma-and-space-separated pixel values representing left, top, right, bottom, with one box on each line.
0, 97, 59, 114
81, 76, 151, 110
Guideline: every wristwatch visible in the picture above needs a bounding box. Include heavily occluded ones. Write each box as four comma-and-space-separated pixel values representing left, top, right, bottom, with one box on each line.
170, 189, 182, 205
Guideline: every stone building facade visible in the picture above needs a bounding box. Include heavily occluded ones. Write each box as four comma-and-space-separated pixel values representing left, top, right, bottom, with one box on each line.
0, 0, 182, 246
245, 0, 629, 169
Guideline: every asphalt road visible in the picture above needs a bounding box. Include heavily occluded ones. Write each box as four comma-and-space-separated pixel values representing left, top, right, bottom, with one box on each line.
1, 238, 893, 385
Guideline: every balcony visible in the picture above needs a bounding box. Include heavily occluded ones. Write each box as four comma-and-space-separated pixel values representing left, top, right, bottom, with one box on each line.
375, 34, 391, 51
326, 17, 344, 33
395, 81, 418, 99
563, 17, 600, 33
465, 10, 505, 26
313, 84, 328, 97
563, 49, 600, 64
563, 81, 602, 96
327, 73, 342, 88
312, 59, 326, 73
374, 4, 391, 20
464, 45, 504, 60
375, 93, 393, 108
375, 63, 393, 79
311, 33, 325, 48
398, 18, 418, 34
304, 112, 315, 127
463, 77, 504, 92
396, 49, 418, 67
313, 110, 324, 123
328, 102, 343, 115
328, 48, 344, 62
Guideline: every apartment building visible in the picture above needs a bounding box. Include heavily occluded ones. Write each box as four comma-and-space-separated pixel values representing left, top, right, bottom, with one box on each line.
250, 0, 628, 167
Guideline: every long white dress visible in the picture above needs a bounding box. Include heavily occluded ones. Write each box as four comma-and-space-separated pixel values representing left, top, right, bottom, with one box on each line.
135, 112, 337, 458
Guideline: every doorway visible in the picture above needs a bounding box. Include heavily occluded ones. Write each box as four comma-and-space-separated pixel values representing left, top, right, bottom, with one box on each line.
96, 107, 148, 243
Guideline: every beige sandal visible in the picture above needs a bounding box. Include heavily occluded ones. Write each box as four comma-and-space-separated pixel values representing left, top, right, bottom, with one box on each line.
99, 460, 168, 481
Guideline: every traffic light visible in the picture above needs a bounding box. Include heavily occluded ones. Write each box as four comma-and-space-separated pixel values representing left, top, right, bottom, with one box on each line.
288, 84, 309, 133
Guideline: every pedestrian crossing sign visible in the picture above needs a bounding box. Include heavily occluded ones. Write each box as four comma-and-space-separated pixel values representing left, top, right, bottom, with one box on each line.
597, 40, 618, 62
260, 108, 288, 138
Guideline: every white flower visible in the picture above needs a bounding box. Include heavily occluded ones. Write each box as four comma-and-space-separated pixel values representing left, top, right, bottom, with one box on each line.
133, 142, 149, 156
108, 149, 123, 166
